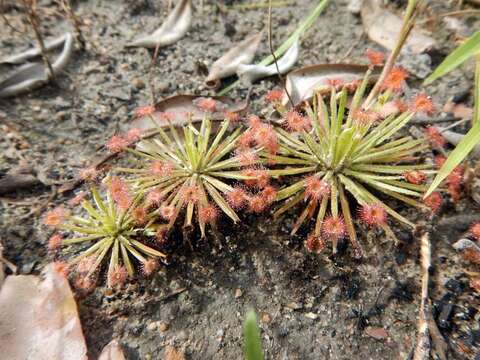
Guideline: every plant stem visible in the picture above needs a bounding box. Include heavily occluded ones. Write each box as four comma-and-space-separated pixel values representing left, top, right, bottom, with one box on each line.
268, 0, 293, 107
22, 0, 56, 81
218, 0, 330, 96
59, 0, 86, 49
474, 53, 480, 125
363, 0, 420, 108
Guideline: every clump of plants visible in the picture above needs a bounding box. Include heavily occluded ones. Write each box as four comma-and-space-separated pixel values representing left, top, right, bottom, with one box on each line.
45, 182, 166, 288
113, 101, 275, 238
44, 101, 280, 287
43, 0, 456, 285
264, 63, 437, 258
45, 67, 440, 286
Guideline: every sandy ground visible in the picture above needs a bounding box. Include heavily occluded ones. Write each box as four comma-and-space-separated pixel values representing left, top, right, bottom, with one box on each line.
1, 0, 480, 358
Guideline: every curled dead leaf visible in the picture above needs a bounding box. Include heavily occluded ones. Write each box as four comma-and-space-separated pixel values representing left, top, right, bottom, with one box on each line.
0, 264, 87, 359
365, 327, 389, 340
126, 0, 192, 48
284, 63, 376, 106
129, 94, 250, 132
361, 0, 436, 54
205, 32, 263, 89
0, 33, 74, 98
0, 33, 69, 65
237, 40, 299, 84
438, 127, 480, 158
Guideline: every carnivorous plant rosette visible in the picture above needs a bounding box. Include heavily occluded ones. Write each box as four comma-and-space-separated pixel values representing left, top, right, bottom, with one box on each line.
268, 69, 436, 258
44, 183, 166, 287
115, 102, 264, 237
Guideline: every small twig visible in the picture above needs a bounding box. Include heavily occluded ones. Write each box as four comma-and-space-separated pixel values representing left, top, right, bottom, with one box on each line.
411, 116, 459, 124
1, 0, 27, 34
268, 0, 293, 108
148, 44, 161, 106
440, 117, 469, 132
413, 232, 431, 360
230, 1, 292, 10
145, 287, 187, 305
22, 0, 55, 81
337, 33, 364, 62
58, 0, 86, 49
413, 232, 448, 360
417, 9, 480, 24
364, 0, 422, 108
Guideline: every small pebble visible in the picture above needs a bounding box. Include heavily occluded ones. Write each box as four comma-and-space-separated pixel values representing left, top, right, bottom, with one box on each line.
132, 78, 145, 90
261, 313, 271, 324
234, 288, 243, 298
286, 302, 303, 310
158, 322, 169, 332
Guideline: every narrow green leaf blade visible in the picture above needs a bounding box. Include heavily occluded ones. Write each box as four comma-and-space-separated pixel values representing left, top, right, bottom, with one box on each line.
424, 30, 480, 85
425, 123, 480, 196
244, 311, 264, 360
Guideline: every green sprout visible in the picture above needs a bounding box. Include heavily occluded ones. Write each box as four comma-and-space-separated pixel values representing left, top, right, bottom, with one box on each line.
268, 69, 435, 257
45, 184, 166, 287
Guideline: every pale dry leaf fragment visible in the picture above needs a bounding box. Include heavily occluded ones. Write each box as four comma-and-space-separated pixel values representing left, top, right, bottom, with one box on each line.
237, 40, 300, 84
0, 33, 74, 98
0, 263, 88, 360
99, 339, 127, 360
364, 327, 389, 340
165, 345, 186, 360
126, 0, 192, 48
0, 243, 16, 289
0, 244, 4, 288
453, 238, 480, 263
284, 63, 375, 106
437, 127, 480, 158
205, 32, 263, 88
347, 0, 362, 15
361, 0, 436, 54
0, 33, 68, 65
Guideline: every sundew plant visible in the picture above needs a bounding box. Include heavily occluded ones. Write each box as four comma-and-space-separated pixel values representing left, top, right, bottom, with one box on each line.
265, 62, 439, 258
43, 41, 448, 287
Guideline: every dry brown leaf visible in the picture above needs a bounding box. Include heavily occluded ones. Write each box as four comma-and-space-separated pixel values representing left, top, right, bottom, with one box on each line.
364, 327, 389, 340
126, 0, 192, 48
453, 103, 474, 119
205, 32, 263, 88
99, 339, 127, 360
130, 94, 249, 131
361, 0, 436, 54
165, 345, 186, 360
0, 264, 87, 359
284, 63, 375, 106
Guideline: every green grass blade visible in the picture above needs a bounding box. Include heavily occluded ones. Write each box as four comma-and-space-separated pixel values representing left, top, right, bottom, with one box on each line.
424, 30, 480, 85
426, 56, 480, 196
425, 123, 480, 196
244, 311, 264, 360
